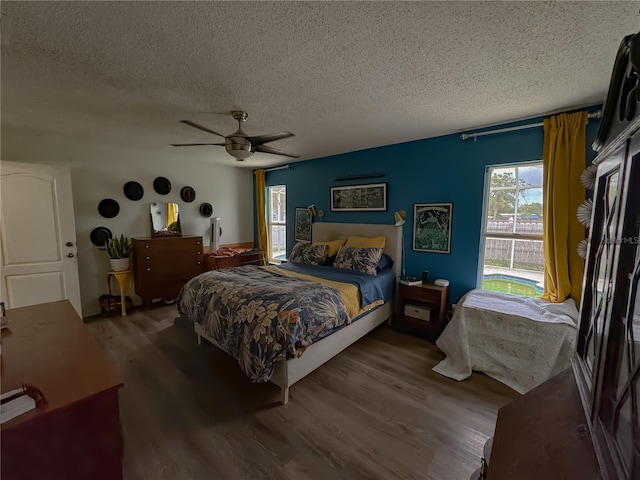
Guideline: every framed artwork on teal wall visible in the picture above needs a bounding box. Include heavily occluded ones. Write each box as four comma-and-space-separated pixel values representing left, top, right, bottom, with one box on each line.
330, 183, 387, 212
413, 203, 453, 254
294, 208, 312, 243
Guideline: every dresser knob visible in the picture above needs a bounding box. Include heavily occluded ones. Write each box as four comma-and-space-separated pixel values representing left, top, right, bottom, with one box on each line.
146, 268, 151, 272
197, 261, 201, 265
145, 245, 150, 249
146, 256, 150, 260
197, 241, 201, 245
197, 251, 201, 255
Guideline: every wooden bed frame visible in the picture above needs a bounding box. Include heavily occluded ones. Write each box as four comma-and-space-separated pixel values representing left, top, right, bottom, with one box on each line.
193, 222, 403, 404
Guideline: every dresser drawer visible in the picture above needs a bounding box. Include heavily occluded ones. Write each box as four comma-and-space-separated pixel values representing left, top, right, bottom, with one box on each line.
138, 238, 202, 255
139, 250, 202, 269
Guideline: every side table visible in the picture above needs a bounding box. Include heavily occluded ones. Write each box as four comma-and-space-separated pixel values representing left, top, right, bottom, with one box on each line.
395, 283, 449, 341
107, 270, 133, 317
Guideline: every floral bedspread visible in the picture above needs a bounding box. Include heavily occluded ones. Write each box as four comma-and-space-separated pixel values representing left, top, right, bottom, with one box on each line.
177, 266, 349, 382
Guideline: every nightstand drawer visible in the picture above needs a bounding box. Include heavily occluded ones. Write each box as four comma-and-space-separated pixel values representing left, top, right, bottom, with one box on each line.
404, 304, 431, 321
400, 285, 441, 302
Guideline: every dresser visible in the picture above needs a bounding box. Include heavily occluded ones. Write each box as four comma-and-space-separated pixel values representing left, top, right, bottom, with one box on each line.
1, 301, 124, 480
132, 236, 205, 305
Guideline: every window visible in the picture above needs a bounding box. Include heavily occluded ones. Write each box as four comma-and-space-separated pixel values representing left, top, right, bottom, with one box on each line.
267, 185, 286, 262
479, 162, 544, 297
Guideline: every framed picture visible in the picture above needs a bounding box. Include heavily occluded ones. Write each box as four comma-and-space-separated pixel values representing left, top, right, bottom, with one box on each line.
330, 183, 387, 212
294, 208, 312, 243
413, 203, 453, 253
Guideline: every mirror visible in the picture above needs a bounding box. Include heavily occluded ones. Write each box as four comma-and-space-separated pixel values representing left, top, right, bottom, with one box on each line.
150, 202, 182, 236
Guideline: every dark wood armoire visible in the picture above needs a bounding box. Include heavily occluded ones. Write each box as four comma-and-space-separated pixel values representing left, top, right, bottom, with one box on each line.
486, 31, 640, 480
573, 30, 640, 480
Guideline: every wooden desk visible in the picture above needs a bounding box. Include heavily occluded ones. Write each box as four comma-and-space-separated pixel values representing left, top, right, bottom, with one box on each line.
486, 369, 601, 479
1, 301, 124, 480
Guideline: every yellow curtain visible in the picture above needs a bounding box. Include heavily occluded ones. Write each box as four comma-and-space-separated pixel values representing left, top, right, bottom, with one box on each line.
542, 111, 588, 304
255, 169, 269, 254
166, 202, 178, 226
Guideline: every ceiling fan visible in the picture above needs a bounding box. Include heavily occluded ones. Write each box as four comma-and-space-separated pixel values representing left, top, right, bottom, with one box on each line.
171, 111, 299, 161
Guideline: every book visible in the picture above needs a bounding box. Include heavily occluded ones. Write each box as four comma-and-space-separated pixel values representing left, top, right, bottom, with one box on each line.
1, 388, 36, 424
400, 279, 423, 286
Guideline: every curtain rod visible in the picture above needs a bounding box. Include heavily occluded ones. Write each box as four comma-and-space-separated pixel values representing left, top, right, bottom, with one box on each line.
254, 165, 290, 174
460, 110, 602, 141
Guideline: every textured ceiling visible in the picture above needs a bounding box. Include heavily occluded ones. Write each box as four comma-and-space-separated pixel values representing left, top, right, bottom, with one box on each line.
1, 1, 638, 168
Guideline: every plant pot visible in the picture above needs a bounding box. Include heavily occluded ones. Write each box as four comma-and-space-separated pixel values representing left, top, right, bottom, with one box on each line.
110, 258, 130, 272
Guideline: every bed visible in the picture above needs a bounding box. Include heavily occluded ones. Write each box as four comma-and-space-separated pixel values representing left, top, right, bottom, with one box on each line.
178, 223, 402, 404
433, 289, 580, 394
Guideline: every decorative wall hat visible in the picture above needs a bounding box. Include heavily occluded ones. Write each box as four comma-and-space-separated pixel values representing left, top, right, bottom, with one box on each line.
123, 181, 144, 201
199, 202, 213, 217
180, 186, 196, 203
90, 227, 113, 247
98, 198, 120, 218
153, 176, 172, 195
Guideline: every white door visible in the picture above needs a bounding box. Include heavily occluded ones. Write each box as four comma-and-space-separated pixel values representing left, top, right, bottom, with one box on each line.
0, 161, 82, 316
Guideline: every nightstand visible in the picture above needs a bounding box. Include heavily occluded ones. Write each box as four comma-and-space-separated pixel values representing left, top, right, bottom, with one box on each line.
395, 283, 449, 341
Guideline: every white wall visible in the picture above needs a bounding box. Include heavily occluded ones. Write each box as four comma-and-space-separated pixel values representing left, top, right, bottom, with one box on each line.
71, 158, 254, 316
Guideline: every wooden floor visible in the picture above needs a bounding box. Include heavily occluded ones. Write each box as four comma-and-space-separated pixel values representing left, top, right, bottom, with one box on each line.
87, 306, 518, 480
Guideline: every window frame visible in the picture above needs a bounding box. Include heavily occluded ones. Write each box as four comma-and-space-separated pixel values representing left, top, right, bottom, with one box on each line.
266, 185, 286, 263
477, 160, 544, 289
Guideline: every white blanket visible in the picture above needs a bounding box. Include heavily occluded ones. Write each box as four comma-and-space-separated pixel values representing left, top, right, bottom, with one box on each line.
433, 289, 579, 394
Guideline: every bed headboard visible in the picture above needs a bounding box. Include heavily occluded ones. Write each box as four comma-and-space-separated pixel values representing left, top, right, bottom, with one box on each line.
312, 222, 403, 278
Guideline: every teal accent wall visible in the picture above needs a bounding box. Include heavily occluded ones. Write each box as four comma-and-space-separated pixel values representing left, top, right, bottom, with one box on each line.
263, 107, 602, 304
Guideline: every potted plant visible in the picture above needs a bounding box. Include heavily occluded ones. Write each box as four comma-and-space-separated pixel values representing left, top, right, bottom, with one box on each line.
106, 235, 132, 272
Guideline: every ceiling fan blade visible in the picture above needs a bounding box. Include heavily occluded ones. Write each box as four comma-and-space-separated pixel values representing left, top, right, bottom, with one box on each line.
180, 120, 226, 138
248, 132, 294, 146
254, 144, 300, 158
171, 143, 225, 147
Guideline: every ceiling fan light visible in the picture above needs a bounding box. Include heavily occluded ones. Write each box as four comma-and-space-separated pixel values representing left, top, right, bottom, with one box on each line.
225, 144, 253, 160
174, 112, 298, 161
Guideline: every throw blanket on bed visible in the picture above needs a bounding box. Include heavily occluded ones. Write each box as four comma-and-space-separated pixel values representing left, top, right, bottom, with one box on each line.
433, 289, 579, 394
178, 265, 350, 383
269, 266, 384, 318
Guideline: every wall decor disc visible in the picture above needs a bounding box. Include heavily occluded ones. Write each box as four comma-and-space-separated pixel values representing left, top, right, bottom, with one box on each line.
576, 199, 594, 227
180, 186, 196, 203
98, 198, 120, 218
123, 181, 144, 201
90, 227, 113, 247
153, 176, 172, 195
199, 202, 213, 217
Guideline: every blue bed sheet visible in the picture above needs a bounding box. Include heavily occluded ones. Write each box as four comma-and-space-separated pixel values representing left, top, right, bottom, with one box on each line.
277, 262, 396, 308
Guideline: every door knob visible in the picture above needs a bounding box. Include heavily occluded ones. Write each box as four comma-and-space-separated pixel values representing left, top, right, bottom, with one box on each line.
67, 253, 75, 258
66, 242, 74, 247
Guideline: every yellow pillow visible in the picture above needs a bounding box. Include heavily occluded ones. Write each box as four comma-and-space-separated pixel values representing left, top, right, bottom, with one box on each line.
344, 235, 386, 249
314, 239, 345, 257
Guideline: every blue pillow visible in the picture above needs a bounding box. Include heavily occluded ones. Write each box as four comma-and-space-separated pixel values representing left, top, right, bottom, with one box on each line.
376, 254, 394, 273
324, 256, 336, 267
